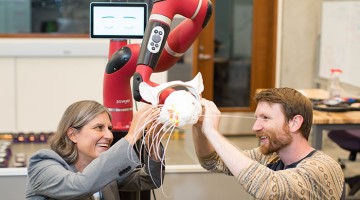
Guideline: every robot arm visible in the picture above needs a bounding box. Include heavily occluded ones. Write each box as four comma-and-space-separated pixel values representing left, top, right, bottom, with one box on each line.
103, 0, 212, 132
133, 0, 213, 104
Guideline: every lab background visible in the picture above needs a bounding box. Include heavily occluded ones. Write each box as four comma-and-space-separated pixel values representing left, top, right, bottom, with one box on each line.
0, 0, 360, 199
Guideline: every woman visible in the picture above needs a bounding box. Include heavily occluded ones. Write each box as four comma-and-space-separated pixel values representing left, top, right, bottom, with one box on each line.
26, 100, 164, 200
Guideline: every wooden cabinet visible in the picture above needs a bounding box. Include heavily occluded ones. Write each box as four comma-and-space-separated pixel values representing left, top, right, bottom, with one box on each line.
0, 38, 168, 133
16, 57, 107, 132
0, 39, 108, 132
0, 58, 16, 132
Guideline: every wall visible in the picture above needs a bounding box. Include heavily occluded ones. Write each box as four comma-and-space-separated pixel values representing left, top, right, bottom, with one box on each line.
319, 1, 360, 90
279, 0, 360, 96
279, 0, 323, 89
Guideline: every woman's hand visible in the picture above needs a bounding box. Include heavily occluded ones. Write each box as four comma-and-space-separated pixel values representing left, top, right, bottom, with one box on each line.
125, 104, 160, 145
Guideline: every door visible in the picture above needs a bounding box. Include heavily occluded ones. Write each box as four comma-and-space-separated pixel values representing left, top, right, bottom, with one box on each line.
193, 0, 278, 112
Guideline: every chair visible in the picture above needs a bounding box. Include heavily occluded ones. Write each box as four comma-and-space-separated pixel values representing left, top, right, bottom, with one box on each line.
328, 129, 360, 196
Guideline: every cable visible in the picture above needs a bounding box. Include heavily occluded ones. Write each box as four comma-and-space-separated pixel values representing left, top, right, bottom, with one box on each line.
152, 189, 157, 200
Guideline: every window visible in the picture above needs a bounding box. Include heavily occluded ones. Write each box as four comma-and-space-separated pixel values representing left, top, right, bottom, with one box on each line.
0, 0, 153, 34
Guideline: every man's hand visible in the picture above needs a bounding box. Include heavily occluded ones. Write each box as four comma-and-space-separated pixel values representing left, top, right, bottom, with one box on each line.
199, 99, 221, 135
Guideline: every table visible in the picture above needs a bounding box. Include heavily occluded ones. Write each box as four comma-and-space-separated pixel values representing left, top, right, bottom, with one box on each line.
299, 89, 360, 150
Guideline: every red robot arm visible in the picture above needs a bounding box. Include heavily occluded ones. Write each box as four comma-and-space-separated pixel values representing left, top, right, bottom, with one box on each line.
132, 0, 213, 104
103, 0, 212, 132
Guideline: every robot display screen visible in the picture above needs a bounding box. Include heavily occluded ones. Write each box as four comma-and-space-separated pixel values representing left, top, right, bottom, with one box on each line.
90, 2, 147, 39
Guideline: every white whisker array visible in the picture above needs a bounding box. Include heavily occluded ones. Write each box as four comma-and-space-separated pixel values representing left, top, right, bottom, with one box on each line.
125, 72, 269, 197
126, 100, 267, 198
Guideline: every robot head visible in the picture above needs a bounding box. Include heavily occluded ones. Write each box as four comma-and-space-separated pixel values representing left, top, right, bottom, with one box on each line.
139, 72, 204, 105
139, 72, 204, 127
158, 90, 202, 127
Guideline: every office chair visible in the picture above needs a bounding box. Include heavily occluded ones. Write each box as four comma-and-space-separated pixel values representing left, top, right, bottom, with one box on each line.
328, 129, 360, 196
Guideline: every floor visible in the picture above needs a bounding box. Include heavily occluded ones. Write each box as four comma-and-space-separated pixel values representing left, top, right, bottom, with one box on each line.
6, 129, 360, 198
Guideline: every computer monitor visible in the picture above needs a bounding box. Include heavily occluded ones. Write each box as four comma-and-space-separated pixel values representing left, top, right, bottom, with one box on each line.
90, 2, 148, 39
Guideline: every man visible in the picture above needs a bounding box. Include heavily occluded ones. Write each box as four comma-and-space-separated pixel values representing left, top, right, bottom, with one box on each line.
192, 87, 344, 199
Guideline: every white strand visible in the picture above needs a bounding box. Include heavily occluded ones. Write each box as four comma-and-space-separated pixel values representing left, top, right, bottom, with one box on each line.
138, 106, 161, 158
198, 114, 257, 120
158, 122, 176, 163
143, 120, 173, 189
155, 123, 175, 199
148, 120, 175, 164
146, 119, 164, 158
127, 106, 158, 164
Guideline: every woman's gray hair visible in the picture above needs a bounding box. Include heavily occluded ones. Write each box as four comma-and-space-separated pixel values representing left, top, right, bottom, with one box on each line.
48, 100, 112, 164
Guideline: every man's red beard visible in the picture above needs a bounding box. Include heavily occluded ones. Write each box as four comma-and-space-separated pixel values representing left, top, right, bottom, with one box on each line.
257, 123, 293, 155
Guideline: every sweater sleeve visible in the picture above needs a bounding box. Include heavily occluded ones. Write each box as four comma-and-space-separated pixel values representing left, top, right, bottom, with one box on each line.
198, 147, 277, 176
237, 151, 344, 199
198, 149, 344, 199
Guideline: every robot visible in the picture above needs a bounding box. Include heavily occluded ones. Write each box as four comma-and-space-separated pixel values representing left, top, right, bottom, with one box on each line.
103, 0, 213, 140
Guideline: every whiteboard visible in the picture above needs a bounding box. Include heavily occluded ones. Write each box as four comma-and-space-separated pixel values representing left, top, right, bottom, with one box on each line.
319, 0, 360, 87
